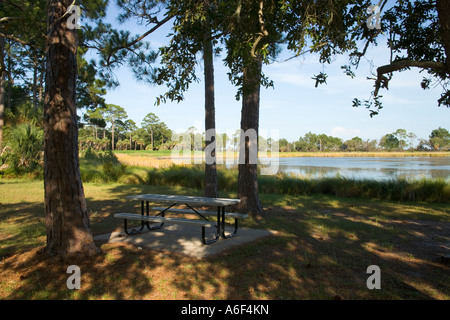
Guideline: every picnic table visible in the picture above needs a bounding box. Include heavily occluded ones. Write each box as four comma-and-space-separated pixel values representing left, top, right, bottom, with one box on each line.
114, 194, 247, 245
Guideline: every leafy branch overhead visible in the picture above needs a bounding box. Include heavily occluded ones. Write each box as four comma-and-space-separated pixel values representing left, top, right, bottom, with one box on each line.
83, 1, 173, 89
347, 0, 450, 115
303, 0, 449, 116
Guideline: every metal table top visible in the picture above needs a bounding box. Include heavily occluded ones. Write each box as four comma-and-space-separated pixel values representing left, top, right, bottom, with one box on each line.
126, 194, 241, 206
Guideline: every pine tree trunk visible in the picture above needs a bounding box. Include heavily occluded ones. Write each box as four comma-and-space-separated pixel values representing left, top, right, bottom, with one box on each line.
111, 121, 115, 150
238, 57, 263, 217
203, 11, 218, 198
6, 39, 12, 111
0, 36, 5, 150
437, 0, 450, 72
32, 56, 38, 110
39, 56, 45, 105
44, 0, 99, 259
150, 127, 153, 150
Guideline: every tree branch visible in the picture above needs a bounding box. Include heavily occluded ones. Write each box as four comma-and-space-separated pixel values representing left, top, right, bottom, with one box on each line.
0, 32, 33, 47
125, 15, 172, 49
283, 41, 329, 62
105, 14, 172, 66
374, 59, 449, 96
251, 0, 269, 58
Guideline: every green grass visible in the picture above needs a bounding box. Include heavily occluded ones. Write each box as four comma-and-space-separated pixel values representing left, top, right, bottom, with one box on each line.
258, 173, 450, 203
0, 179, 449, 300
4, 150, 449, 204
1, 152, 449, 299
82, 160, 449, 203
73, 150, 448, 204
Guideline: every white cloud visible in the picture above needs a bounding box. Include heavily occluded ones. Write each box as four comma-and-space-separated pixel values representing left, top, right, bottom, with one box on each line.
271, 73, 316, 89
330, 126, 361, 139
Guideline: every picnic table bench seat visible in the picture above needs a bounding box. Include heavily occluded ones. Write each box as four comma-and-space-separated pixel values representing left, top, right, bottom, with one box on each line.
151, 207, 248, 239
114, 213, 215, 227
115, 194, 243, 245
151, 207, 249, 219
114, 213, 218, 244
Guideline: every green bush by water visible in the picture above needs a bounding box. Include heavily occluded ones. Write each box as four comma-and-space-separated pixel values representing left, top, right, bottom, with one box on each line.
257, 173, 449, 203
80, 148, 126, 183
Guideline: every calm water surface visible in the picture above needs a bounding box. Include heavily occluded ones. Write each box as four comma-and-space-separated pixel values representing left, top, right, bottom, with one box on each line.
263, 157, 450, 181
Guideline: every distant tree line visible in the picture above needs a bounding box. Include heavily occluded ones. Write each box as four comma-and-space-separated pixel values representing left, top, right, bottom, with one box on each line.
270, 128, 450, 152
79, 122, 450, 153
79, 107, 173, 152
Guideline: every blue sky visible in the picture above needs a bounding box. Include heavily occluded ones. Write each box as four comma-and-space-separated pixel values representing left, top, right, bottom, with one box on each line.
93, 3, 449, 144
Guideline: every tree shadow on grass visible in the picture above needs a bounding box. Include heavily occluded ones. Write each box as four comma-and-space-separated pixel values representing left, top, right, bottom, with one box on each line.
0, 243, 164, 299
1, 183, 449, 300
87, 185, 450, 299
169, 207, 449, 300
0, 201, 46, 259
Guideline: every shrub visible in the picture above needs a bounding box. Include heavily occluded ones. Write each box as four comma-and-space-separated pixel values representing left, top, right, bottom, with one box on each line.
80, 149, 126, 183
6, 123, 43, 172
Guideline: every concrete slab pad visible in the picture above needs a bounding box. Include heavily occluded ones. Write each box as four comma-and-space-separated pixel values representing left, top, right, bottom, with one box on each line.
94, 224, 274, 258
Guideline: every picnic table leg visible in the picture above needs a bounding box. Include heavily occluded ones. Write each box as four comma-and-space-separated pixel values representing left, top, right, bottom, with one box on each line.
202, 226, 219, 244
146, 200, 165, 230
217, 206, 221, 236
221, 206, 238, 239
199, 207, 220, 245
122, 201, 146, 235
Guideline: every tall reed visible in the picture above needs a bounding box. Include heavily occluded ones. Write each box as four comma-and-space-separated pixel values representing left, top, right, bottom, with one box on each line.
258, 172, 449, 203
81, 151, 450, 203
130, 165, 450, 203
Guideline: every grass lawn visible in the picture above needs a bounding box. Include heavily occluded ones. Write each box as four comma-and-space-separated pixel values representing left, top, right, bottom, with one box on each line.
0, 179, 449, 300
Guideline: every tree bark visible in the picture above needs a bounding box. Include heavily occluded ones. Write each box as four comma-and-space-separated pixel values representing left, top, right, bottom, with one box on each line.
111, 120, 115, 150
238, 56, 263, 217
39, 56, 45, 105
6, 39, 12, 111
32, 55, 38, 110
0, 36, 5, 150
437, 0, 450, 72
203, 9, 219, 198
44, 0, 99, 259
150, 127, 153, 150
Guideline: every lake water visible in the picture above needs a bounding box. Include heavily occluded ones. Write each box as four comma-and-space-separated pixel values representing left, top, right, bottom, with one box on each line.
260, 157, 450, 181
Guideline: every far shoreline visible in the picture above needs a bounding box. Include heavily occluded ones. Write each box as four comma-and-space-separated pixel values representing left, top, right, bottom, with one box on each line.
114, 150, 450, 159
266, 151, 450, 158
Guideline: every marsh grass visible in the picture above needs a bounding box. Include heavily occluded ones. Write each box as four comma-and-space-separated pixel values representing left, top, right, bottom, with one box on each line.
93, 151, 450, 203
114, 153, 175, 168
258, 173, 450, 203
96, 160, 449, 203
